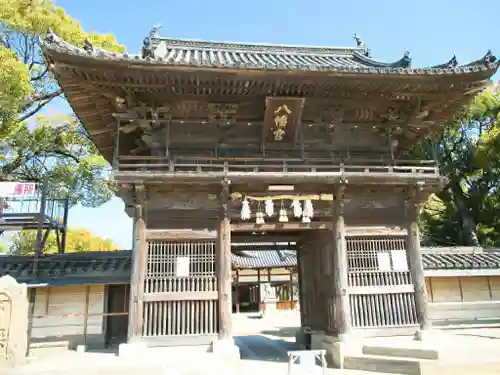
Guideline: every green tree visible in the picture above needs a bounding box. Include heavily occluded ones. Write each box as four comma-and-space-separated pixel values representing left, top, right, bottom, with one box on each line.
10, 227, 120, 255
0, 0, 125, 206
0, 241, 9, 253
415, 86, 500, 247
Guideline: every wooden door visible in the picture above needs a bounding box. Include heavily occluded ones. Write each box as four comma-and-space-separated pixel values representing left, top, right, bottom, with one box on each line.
141, 239, 218, 346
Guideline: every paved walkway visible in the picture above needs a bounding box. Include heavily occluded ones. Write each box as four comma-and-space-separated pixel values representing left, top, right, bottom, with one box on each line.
10, 311, 500, 375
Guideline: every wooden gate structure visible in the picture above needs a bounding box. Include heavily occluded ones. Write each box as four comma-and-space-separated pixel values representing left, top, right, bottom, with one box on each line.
42, 27, 498, 349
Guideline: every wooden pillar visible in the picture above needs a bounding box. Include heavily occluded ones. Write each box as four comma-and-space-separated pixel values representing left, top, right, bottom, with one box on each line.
217, 179, 232, 340
301, 236, 315, 329
127, 203, 147, 342
332, 185, 351, 337
297, 244, 307, 327
235, 269, 240, 313
405, 188, 431, 331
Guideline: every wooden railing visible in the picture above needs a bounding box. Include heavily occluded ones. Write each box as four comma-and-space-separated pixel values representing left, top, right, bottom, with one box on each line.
117, 156, 439, 176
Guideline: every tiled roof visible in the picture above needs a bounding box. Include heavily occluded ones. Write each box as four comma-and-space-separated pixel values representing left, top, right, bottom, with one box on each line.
232, 250, 297, 269
0, 251, 131, 285
422, 251, 500, 270
41, 30, 499, 76
1, 248, 500, 285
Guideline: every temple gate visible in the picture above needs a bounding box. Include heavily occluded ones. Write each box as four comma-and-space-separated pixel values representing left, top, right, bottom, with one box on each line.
41, 26, 498, 361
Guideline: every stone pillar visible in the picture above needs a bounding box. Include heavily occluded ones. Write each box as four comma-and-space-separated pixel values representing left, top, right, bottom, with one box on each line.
127, 204, 147, 342
211, 179, 240, 359
405, 189, 431, 335
0, 275, 28, 370
332, 185, 351, 338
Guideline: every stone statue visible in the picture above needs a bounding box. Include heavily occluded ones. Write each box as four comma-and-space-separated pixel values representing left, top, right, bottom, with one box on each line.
262, 283, 276, 300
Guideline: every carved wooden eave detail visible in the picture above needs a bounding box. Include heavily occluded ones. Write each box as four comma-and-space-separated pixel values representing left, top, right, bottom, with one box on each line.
207, 103, 239, 124
263, 97, 306, 143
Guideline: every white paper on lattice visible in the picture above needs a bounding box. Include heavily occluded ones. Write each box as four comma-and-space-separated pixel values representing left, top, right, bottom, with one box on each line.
175, 256, 190, 277
391, 250, 409, 271
377, 252, 392, 271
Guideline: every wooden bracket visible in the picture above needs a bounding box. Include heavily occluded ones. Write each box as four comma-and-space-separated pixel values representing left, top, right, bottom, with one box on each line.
134, 184, 147, 206
405, 184, 424, 221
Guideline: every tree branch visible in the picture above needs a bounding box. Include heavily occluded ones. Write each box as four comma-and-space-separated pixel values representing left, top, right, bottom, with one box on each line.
18, 90, 62, 122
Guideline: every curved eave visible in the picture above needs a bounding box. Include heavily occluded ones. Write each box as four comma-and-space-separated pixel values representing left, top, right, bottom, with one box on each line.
42, 41, 499, 162
42, 41, 499, 77
353, 50, 499, 75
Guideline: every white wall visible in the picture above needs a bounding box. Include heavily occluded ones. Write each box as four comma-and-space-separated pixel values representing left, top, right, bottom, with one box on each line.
30, 284, 106, 349
427, 276, 500, 325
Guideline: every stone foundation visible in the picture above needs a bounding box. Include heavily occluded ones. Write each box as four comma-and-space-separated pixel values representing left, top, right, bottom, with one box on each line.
318, 334, 362, 369
209, 338, 241, 361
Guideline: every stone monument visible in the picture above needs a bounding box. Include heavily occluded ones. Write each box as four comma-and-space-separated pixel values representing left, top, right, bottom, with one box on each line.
0, 275, 29, 370
260, 282, 278, 317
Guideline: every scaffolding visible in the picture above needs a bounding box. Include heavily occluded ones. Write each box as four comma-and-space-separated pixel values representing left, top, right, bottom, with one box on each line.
0, 180, 69, 254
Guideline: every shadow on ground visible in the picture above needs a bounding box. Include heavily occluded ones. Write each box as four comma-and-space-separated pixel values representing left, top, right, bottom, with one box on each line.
235, 334, 300, 363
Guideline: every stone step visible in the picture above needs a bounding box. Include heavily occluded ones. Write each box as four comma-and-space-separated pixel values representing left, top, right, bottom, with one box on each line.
362, 344, 439, 360
344, 353, 425, 375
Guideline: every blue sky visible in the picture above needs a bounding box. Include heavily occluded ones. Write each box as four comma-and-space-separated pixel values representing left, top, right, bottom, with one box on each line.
54, 0, 500, 249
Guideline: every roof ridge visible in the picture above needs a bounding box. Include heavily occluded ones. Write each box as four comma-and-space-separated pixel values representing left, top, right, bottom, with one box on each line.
41, 29, 499, 76
151, 36, 366, 55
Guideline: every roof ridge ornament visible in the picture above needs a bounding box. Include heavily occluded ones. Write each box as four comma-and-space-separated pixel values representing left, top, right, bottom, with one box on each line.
353, 34, 371, 58
463, 50, 497, 68
141, 37, 154, 59
430, 55, 458, 69
484, 50, 497, 66
353, 33, 365, 48
401, 51, 411, 68
83, 38, 93, 53
44, 28, 62, 46
149, 24, 162, 39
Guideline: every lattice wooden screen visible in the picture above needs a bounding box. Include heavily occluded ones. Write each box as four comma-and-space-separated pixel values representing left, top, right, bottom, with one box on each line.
142, 240, 218, 339
346, 236, 418, 328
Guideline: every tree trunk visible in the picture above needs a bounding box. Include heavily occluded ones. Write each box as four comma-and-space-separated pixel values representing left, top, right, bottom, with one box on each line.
450, 182, 480, 246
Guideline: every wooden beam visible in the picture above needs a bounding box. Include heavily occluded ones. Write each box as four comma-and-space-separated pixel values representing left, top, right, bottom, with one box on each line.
114, 170, 443, 187
146, 229, 216, 240
231, 221, 331, 232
